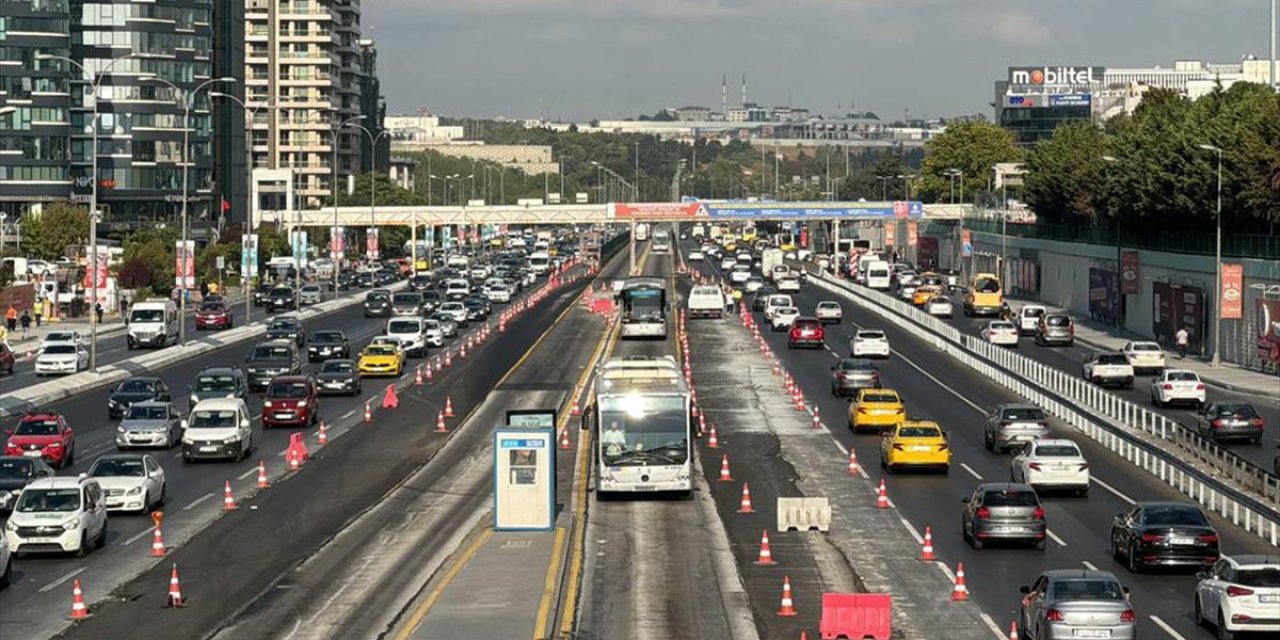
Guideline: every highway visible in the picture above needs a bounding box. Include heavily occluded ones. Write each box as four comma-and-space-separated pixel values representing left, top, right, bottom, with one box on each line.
687, 241, 1278, 640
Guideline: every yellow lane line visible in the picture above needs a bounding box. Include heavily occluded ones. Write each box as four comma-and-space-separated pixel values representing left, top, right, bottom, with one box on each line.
531, 527, 568, 638
391, 528, 493, 640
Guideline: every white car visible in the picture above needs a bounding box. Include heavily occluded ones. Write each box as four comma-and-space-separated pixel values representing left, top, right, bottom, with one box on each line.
5, 476, 108, 556
1009, 438, 1090, 496
386, 318, 428, 357
770, 306, 800, 331
484, 284, 512, 303
897, 284, 917, 301
688, 250, 704, 262
850, 330, 891, 358
925, 296, 953, 318
744, 277, 764, 294
438, 301, 469, 324
1014, 305, 1047, 335
1082, 352, 1135, 389
719, 257, 736, 270
34, 343, 88, 376
776, 276, 801, 293
1194, 554, 1280, 638
39, 330, 84, 351
729, 265, 752, 284
814, 301, 843, 324
1121, 341, 1167, 374
86, 453, 166, 513
763, 294, 794, 320
422, 319, 445, 347
982, 321, 1020, 347
1151, 369, 1206, 408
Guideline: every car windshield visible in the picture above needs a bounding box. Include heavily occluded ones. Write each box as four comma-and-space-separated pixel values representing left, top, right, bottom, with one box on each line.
125, 406, 168, 420
117, 380, 155, 393
130, 309, 165, 323
388, 320, 421, 333
899, 426, 941, 438
367, 292, 390, 302
1051, 579, 1124, 601
15, 488, 80, 513
991, 322, 1015, 330
1097, 354, 1129, 365
313, 331, 343, 343
1002, 407, 1046, 421
817, 302, 838, 309
200, 304, 224, 313
45, 332, 76, 342
983, 490, 1039, 506
270, 288, 292, 296
1047, 316, 1071, 326
838, 359, 875, 371
974, 278, 1001, 293
393, 293, 421, 304
321, 361, 354, 374
1167, 371, 1199, 382
366, 345, 398, 356
861, 392, 900, 404
1143, 505, 1210, 526
1022, 307, 1046, 317
268, 320, 297, 331
0, 459, 35, 478
1034, 444, 1081, 457
268, 381, 309, 398
1131, 343, 1161, 352
1235, 568, 1280, 588
91, 459, 145, 477
302, 286, 320, 293
1213, 404, 1258, 418
189, 410, 239, 429
195, 375, 236, 392
251, 346, 292, 360
858, 331, 885, 340
43, 344, 76, 354
15, 419, 59, 436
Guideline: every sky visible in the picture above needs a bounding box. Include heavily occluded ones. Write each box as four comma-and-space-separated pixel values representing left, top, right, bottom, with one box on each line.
367, 0, 1278, 122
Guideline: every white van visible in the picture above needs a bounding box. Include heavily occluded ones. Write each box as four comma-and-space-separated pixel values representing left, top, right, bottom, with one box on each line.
126, 299, 179, 349
444, 278, 471, 301
527, 251, 551, 275
6, 476, 108, 556
687, 286, 727, 319
181, 398, 254, 462
386, 317, 428, 357
865, 260, 892, 291
446, 254, 471, 270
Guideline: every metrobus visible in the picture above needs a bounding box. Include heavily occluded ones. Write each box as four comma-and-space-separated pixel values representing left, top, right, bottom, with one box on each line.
588, 356, 692, 494
617, 277, 668, 339
650, 228, 671, 254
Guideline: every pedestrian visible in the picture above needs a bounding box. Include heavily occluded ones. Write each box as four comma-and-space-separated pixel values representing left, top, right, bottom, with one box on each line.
32, 298, 43, 327
19, 309, 31, 339
4, 304, 15, 334
1175, 327, 1189, 359
200, 281, 210, 299
94, 302, 104, 325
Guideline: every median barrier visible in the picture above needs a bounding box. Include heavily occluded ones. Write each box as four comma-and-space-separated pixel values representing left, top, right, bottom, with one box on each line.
776, 496, 832, 532
819, 593, 891, 640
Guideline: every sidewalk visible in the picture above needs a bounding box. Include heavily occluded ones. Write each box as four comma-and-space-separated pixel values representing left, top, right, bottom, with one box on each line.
3, 290, 250, 348
1006, 294, 1280, 399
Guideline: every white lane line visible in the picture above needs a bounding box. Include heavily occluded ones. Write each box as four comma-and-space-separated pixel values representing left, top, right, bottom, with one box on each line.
959, 462, 984, 480
38, 567, 86, 593
935, 561, 956, 581
898, 517, 924, 544
122, 525, 156, 546
1149, 615, 1190, 640
1082, 560, 1099, 571
251, 413, 262, 420
182, 492, 215, 511
340, 409, 355, 420
1091, 477, 1137, 505
891, 350, 986, 414
237, 467, 258, 480
978, 612, 1008, 640
1046, 528, 1068, 547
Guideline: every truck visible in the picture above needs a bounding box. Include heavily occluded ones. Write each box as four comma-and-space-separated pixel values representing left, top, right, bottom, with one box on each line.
686, 285, 726, 319
761, 248, 785, 280
634, 223, 650, 242
691, 223, 706, 238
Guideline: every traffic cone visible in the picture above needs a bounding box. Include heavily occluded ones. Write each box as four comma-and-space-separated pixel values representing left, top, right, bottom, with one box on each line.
426, 360, 436, 382
150, 526, 166, 557
499, 318, 507, 332
847, 450, 859, 475
951, 563, 970, 601
223, 480, 237, 511
382, 384, 399, 409
460, 343, 467, 359
256, 460, 269, 488
698, 414, 707, 437
317, 421, 328, 445
754, 529, 777, 565
363, 400, 372, 423
415, 365, 424, 386
737, 482, 755, 513
434, 410, 447, 433
444, 395, 455, 418
1008, 622, 1018, 640
920, 526, 936, 561
691, 403, 699, 418
717, 454, 733, 482
165, 564, 186, 608
69, 579, 89, 620
288, 448, 301, 471
445, 350, 453, 367
772, 361, 781, 376
777, 576, 797, 617
559, 427, 571, 450
811, 407, 822, 430
707, 423, 720, 448
875, 478, 889, 509
571, 397, 581, 416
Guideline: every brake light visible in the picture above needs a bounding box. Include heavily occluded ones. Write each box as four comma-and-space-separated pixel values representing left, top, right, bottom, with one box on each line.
1163, 384, 1174, 390
1195, 383, 1205, 390
1032, 507, 1045, 520
1141, 533, 1165, 543
975, 507, 990, 519
998, 421, 1011, 427
1226, 585, 1254, 597
895, 408, 905, 414
1045, 609, 1065, 622
938, 444, 948, 451
1196, 533, 1219, 544
1251, 418, 1264, 427
1119, 610, 1136, 623
856, 408, 868, 414
1212, 419, 1225, 428
835, 372, 847, 379
1078, 463, 1090, 471
1028, 462, 1043, 471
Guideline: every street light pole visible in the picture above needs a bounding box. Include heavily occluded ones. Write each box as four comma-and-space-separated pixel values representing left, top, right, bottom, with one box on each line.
328, 114, 366, 288
347, 123, 390, 262
1198, 144, 1224, 366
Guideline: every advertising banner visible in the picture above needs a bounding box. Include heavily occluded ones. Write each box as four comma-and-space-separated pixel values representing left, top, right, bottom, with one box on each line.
883, 223, 896, 246
906, 222, 919, 247
611, 202, 704, 219
241, 234, 259, 279
366, 227, 380, 260
1088, 268, 1119, 326
960, 229, 973, 257
1153, 282, 1204, 353
1255, 298, 1280, 364
1120, 250, 1140, 295
328, 227, 345, 262
82, 247, 110, 303
1049, 94, 1092, 107
917, 237, 939, 271
290, 230, 309, 269
1220, 263, 1243, 319
702, 201, 924, 220
799, 227, 808, 248
174, 240, 195, 289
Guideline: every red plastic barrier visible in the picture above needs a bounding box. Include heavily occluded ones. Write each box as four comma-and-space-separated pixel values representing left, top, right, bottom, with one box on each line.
590, 298, 615, 315
820, 593, 891, 640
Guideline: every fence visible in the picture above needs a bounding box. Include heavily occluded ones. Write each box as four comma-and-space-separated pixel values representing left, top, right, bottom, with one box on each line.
810, 271, 1280, 547
961, 217, 1280, 260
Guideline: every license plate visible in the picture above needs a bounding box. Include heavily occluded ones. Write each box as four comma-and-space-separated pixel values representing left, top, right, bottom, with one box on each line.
1072, 631, 1109, 639
325, 382, 345, 388
632, 485, 655, 492
873, 410, 895, 415
910, 446, 932, 452
990, 526, 1018, 533
1168, 536, 1194, 545
199, 446, 219, 452
23, 450, 43, 457
275, 413, 294, 420
1260, 594, 1280, 603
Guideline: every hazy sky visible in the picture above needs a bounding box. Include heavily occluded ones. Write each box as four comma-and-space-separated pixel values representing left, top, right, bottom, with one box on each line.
367, 0, 1277, 121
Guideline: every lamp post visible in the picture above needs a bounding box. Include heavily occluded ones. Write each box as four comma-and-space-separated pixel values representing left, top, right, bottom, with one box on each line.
328, 114, 366, 289
944, 168, 963, 204
37, 53, 151, 370
1198, 143, 1224, 367
875, 175, 892, 201
345, 122, 391, 262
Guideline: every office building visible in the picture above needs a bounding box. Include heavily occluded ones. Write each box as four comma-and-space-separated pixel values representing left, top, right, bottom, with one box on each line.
357, 37, 387, 175
211, 0, 246, 228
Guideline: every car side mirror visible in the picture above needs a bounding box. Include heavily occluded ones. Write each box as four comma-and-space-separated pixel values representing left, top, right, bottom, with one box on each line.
1019, 585, 1030, 595
1195, 571, 1208, 580
180, 419, 189, 429
78, 472, 87, 478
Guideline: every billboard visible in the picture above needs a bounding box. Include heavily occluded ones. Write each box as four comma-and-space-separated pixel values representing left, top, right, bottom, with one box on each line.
1005, 95, 1039, 108
1008, 66, 1105, 86
241, 234, 259, 279
1049, 94, 1092, 107
1255, 298, 1280, 364
1153, 282, 1204, 353
1220, 264, 1243, 319
175, 240, 195, 289
329, 226, 345, 262
1119, 250, 1140, 295
1088, 268, 1119, 326
366, 227, 380, 260
704, 201, 924, 219
906, 222, 919, 247
611, 202, 704, 219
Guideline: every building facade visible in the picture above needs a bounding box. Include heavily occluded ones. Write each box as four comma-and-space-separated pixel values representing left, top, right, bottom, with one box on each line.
357, 37, 386, 175
211, 0, 245, 228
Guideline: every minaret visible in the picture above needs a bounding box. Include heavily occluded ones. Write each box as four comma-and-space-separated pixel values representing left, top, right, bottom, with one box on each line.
722, 74, 728, 116
741, 73, 748, 106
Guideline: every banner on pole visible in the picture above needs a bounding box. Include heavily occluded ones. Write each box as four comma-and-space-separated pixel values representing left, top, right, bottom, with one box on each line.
960, 229, 973, 257
1221, 263, 1243, 320
366, 227, 380, 260
175, 240, 195, 288
906, 222, 919, 247
329, 226, 345, 262
241, 234, 259, 279
884, 223, 896, 246
1120, 250, 1141, 295
290, 230, 309, 269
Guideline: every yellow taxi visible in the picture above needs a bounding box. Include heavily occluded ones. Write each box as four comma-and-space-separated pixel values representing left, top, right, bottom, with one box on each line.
357, 343, 404, 377
912, 285, 942, 306
879, 420, 951, 474
848, 388, 906, 433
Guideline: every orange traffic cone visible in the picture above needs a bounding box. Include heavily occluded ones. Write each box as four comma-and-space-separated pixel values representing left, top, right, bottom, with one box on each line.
445, 351, 453, 368
460, 343, 467, 359
951, 563, 970, 601
847, 450, 859, 475
811, 408, 822, 431
559, 428, 571, 450
1008, 621, 1018, 639
383, 384, 399, 409
737, 482, 755, 513
920, 526, 936, 561
772, 361, 781, 376
150, 526, 166, 557
718, 454, 733, 482
317, 421, 328, 445
363, 400, 372, 423
287, 447, 301, 471
691, 403, 699, 418
69, 579, 89, 620
754, 529, 777, 565
165, 564, 186, 608
434, 410, 448, 433
707, 423, 720, 448
777, 576, 798, 617
875, 478, 889, 509
427, 360, 436, 381
571, 397, 581, 416
698, 414, 707, 437
415, 365, 424, 386
256, 460, 269, 488
223, 480, 237, 510
444, 396, 455, 418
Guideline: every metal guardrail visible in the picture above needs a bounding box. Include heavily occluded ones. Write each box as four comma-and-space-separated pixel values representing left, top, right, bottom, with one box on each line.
962, 217, 1280, 260
811, 271, 1280, 547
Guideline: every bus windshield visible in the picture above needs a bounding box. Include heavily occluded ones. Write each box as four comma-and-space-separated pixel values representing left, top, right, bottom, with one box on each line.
620, 288, 665, 321
599, 395, 688, 466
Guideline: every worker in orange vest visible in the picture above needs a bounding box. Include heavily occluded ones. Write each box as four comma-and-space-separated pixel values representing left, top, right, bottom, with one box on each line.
4, 304, 17, 333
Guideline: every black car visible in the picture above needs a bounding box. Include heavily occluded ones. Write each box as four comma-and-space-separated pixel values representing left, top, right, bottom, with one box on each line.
307, 330, 350, 362
265, 316, 306, 347
252, 282, 274, 307
188, 367, 249, 409
244, 340, 303, 392
421, 290, 443, 315
751, 287, 778, 312
0, 456, 57, 514
463, 296, 490, 321
356, 272, 375, 288
266, 286, 298, 312
107, 377, 171, 419
410, 274, 434, 292
329, 271, 354, 292
316, 359, 361, 396
363, 289, 392, 317
1111, 501, 1220, 573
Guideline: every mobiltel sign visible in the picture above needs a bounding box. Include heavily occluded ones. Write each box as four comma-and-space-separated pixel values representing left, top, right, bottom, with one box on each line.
1008, 66, 1105, 86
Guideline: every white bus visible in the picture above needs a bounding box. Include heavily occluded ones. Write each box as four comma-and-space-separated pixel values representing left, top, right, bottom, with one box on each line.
589, 356, 691, 494
617, 277, 667, 339
651, 229, 671, 254
634, 222, 651, 242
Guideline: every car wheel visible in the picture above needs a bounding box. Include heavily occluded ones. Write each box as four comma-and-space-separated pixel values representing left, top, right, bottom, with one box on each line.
1217, 612, 1235, 640
95, 523, 107, 549
984, 435, 994, 452
0, 554, 10, 589
65, 446, 75, 468
1127, 542, 1142, 573
966, 528, 983, 550
1033, 538, 1046, 551
158, 484, 167, 506
141, 491, 151, 515
75, 532, 91, 557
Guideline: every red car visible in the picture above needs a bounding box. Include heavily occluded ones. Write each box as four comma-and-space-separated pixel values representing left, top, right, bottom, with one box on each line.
0, 342, 15, 376
262, 376, 318, 428
5, 413, 76, 468
788, 317, 826, 349
195, 302, 233, 330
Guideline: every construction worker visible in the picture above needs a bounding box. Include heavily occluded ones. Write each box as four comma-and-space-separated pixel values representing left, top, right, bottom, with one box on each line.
32, 297, 43, 327
4, 304, 16, 333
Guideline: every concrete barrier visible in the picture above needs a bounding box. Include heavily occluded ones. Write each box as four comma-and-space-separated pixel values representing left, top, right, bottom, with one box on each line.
776, 496, 832, 532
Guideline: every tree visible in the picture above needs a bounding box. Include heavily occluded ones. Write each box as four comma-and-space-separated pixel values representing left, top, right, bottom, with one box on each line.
918, 121, 1022, 203
20, 202, 91, 261
120, 228, 176, 297
196, 242, 242, 287
1023, 122, 1111, 224
116, 257, 158, 293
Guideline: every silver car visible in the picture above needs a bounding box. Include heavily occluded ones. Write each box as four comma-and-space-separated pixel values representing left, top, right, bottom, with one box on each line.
961, 482, 1047, 550
429, 313, 459, 338
116, 401, 183, 449
299, 284, 323, 306
985, 403, 1050, 453
1019, 570, 1136, 640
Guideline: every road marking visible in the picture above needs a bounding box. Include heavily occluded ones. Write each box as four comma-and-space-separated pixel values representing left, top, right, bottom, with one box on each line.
1149, 615, 1190, 640
959, 462, 984, 480
182, 492, 215, 511
1091, 477, 1137, 505
898, 517, 924, 544
935, 560, 955, 581
237, 467, 258, 480
340, 409, 355, 420
890, 349, 986, 414
532, 527, 568, 639
1046, 528, 1068, 547
1082, 560, 1099, 571
392, 528, 493, 640
38, 567, 86, 593
978, 612, 1008, 640
122, 525, 156, 546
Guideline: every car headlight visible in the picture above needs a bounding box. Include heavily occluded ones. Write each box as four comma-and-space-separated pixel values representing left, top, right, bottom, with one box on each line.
263, 400, 273, 408
182, 436, 195, 445
6, 520, 17, 531
224, 434, 242, 443
108, 399, 119, 407
127, 486, 143, 495
47, 442, 61, 448
65, 518, 80, 530
191, 394, 200, 404
117, 426, 126, 433
296, 400, 307, 407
